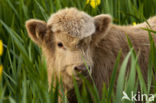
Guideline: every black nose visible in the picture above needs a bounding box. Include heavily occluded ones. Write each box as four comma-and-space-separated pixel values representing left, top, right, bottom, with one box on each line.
74, 64, 90, 72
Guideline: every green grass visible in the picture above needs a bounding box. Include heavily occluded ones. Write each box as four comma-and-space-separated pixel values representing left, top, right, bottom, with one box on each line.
0, 0, 156, 103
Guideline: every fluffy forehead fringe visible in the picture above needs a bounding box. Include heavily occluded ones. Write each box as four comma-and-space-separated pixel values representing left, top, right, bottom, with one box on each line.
47, 8, 95, 39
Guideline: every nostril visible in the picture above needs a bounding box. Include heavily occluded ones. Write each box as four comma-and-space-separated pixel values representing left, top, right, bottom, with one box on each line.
74, 66, 82, 72
74, 66, 79, 71
74, 65, 90, 72
74, 65, 84, 72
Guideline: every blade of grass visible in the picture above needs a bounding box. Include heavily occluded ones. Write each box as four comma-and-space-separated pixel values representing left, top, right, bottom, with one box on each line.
108, 50, 121, 101
115, 48, 133, 103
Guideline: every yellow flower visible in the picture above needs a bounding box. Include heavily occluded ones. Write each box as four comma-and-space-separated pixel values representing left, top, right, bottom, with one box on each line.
86, 0, 101, 8
133, 22, 136, 26
0, 40, 3, 56
0, 65, 3, 77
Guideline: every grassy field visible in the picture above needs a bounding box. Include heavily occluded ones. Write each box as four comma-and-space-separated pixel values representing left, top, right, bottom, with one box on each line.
0, 0, 156, 103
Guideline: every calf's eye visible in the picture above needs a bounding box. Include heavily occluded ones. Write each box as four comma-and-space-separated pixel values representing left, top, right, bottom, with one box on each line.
57, 42, 63, 48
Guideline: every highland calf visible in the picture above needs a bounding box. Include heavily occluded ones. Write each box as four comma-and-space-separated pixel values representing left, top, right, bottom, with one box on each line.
26, 8, 156, 102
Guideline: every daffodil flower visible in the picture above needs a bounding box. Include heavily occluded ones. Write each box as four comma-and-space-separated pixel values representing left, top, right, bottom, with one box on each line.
0, 40, 3, 56
133, 22, 136, 26
86, 0, 101, 8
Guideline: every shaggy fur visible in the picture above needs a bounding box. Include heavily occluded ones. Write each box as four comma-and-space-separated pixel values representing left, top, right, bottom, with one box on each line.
26, 8, 156, 102
48, 8, 95, 39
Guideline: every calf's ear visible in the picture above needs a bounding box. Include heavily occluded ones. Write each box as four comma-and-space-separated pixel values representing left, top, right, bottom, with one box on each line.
26, 19, 47, 45
92, 14, 112, 44
94, 14, 112, 33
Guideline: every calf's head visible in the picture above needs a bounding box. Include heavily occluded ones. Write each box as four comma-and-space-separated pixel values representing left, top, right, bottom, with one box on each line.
26, 8, 112, 90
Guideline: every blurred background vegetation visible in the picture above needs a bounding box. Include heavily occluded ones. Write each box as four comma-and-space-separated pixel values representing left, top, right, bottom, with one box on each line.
0, 0, 156, 103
